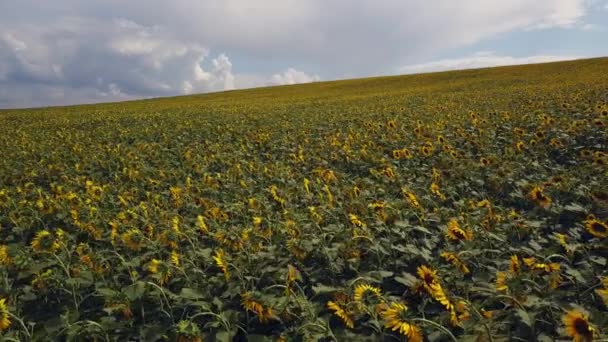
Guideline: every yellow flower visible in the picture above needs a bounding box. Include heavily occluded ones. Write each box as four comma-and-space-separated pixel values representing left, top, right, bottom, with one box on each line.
121, 229, 144, 251
353, 283, 382, 303
529, 186, 551, 208
327, 301, 354, 329
596, 286, 608, 307
440, 252, 470, 274
213, 249, 230, 280
430, 183, 446, 200
170, 250, 180, 267
401, 188, 421, 208
242, 292, 277, 323
380, 302, 423, 341
583, 219, 608, 238
303, 178, 311, 194
446, 218, 473, 242
0, 245, 11, 266
196, 215, 208, 234
417, 265, 439, 290
286, 264, 301, 284
148, 259, 161, 274
495, 271, 508, 292
509, 255, 521, 275
31, 230, 60, 253
563, 309, 595, 342
0, 298, 10, 331
383, 167, 396, 178
349, 214, 366, 228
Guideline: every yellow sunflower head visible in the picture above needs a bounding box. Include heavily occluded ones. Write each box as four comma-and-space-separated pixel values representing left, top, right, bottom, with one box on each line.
563, 309, 595, 342
529, 186, 552, 208
0, 298, 10, 331
381, 302, 423, 341
417, 265, 439, 289
31, 230, 60, 253
446, 218, 472, 241
353, 283, 382, 304
584, 219, 608, 238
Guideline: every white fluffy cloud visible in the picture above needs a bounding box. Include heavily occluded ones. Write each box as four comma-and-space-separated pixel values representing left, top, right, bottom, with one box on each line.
0, 18, 240, 107
0, 0, 601, 108
399, 52, 584, 74
270, 68, 320, 86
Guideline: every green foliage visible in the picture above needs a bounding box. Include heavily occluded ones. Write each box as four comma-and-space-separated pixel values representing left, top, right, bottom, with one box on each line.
0, 58, 607, 341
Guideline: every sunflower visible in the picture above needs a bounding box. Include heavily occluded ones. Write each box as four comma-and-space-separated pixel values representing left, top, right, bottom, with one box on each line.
353, 283, 382, 304
480, 157, 491, 166
31, 230, 60, 253
213, 249, 230, 280
584, 219, 608, 238
0, 245, 11, 266
402, 188, 421, 208
170, 250, 181, 267
349, 214, 367, 229
327, 301, 354, 328
495, 271, 508, 292
529, 186, 552, 208
440, 252, 470, 274
421, 145, 433, 156
563, 309, 595, 342
121, 229, 145, 251
0, 298, 10, 331
509, 255, 521, 275
401, 148, 413, 159
596, 282, 608, 307
430, 183, 446, 200
196, 215, 208, 234
446, 218, 473, 241
242, 292, 277, 323
383, 167, 396, 178
380, 302, 423, 341
516, 141, 526, 152
417, 265, 439, 290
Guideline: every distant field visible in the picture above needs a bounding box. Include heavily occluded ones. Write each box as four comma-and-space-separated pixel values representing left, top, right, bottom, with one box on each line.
1, 58, 607, 341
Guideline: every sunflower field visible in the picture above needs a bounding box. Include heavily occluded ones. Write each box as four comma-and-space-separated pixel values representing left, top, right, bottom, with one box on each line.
1, 58, 608, 341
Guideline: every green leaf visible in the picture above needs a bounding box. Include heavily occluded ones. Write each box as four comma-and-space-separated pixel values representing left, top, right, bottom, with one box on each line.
515, 309, 533, 327
394, 272, 418, 287
123, 281, 146, 301
312, 283, 341, 294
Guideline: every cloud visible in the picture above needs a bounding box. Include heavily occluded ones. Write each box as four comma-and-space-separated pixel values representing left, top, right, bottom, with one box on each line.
0, 0, 601, 107
270, 68, 320, 86
0, 18, 238, 107
399, 52, 585, 74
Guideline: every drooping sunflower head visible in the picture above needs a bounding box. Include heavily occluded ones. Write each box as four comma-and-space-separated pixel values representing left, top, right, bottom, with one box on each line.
327, 301, 354, 329
121, 229, 145, 251
31, 230, 60, 253
509, 255, 521, 275
563, 309, 595, 342
446, 218, 472, 241
353, 283, 382, 304
529, 186, 552, 208
0, 245, 11, 266
381, 302, 423, 341
0, 298, 10, 331
584, 219, 608, 238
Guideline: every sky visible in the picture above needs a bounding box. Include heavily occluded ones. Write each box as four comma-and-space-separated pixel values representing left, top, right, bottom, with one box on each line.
1, 1, 607, 109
